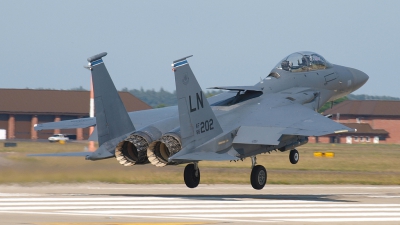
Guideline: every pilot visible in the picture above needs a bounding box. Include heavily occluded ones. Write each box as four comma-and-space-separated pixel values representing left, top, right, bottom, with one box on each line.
301, 55, 311, 66
281, 60, 292, 71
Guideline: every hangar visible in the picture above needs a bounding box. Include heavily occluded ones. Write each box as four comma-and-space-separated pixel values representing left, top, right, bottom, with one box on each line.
2, 90, 397, 145
311, 100, 398, 144
0, 89, 151, 140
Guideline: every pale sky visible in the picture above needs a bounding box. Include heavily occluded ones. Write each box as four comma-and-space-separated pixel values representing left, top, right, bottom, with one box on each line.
1, 1, 399, 97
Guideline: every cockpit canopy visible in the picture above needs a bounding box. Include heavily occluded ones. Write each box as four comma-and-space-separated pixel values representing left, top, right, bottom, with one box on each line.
274, 51, 332, 72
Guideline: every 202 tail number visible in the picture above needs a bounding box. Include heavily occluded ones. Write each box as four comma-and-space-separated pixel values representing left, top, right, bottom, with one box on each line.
196, 119, 214, 134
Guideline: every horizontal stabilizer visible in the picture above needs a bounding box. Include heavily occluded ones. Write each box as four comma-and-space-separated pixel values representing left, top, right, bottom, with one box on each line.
208, 86, 263, 92
34, 117, 96, 131
233, 126, 283, 145
170, 150, 239, 161
29, 138, 118, 160
29, 152, 92, 157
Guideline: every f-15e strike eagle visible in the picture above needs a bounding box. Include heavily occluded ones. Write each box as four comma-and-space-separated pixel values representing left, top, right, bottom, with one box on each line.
34, 51, 368, 189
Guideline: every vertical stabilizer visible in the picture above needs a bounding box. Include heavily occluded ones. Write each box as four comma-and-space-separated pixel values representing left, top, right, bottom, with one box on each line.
172, 56, 223, 148
87, 53, 135, 146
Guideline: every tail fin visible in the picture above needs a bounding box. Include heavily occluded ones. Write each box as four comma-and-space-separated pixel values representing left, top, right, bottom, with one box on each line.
87, 52, 135, 146
172, 56, 223, 148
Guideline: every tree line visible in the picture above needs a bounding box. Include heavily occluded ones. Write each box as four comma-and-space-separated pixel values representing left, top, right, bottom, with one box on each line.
37, 86, 400, 110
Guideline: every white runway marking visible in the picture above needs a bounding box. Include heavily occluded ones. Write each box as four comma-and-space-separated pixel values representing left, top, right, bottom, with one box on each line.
369, 195, 400, 198
0, 193, 41, 197
1, 195, 400, 223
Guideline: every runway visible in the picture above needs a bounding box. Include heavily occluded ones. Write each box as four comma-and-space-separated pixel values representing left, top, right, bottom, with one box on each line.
0, 184, 399, 224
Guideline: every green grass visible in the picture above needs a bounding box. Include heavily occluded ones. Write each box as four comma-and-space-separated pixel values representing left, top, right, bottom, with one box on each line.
0, 141, 399, 185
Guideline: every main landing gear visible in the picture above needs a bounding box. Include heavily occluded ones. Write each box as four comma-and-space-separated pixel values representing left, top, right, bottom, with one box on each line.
289, 149, 299, 164
184, 162, 200, 188
183, 150, 298, 189
250, 156, 267, 190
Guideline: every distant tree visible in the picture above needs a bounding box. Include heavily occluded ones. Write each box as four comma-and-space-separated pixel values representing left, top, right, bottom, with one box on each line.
38, 87, 400, 110
155, 103, 167, 108
318, 96, 348, 113
127, 88, 176, 108
69, 86, 87, 91
348, 94, 400, 101
124, 88, 223, 108
34, 87, 57, 90
206, 90, 223, 98
318, 94, 400, 113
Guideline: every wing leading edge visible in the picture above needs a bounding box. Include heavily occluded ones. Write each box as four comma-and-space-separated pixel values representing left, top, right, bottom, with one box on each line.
34, 117, 96, 131
208, 86, 263, 92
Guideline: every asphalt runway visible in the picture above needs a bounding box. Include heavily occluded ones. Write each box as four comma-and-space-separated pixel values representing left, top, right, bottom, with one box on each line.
0, 184, 399, 225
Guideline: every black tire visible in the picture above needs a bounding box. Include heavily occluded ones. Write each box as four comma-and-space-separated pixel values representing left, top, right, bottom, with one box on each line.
289, 149, 299, 164
184, 164, 200, 188
250, 165, 267, 190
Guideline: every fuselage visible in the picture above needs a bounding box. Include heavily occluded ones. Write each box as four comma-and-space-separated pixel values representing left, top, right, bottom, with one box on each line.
128, 52, 369, 138
80, 51, 369, 190
102, 51, 369, 163
170, 52, 369, 160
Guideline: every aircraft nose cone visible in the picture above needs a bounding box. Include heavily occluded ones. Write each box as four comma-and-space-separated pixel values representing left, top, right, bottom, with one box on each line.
348, 67, 369, 90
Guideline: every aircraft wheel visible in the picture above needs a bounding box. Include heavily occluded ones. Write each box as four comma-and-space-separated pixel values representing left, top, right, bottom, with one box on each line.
289, 149, 299, 164
250, 165, 267, 190
184, 163, 200, 188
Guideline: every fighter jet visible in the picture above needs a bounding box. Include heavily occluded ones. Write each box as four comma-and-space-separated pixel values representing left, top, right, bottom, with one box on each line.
33, 51, 369, 190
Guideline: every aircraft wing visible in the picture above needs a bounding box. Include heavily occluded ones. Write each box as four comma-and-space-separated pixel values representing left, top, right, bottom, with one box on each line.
34, 117, 96, 131
231, 94, 354, 145
29, 152, 93, 157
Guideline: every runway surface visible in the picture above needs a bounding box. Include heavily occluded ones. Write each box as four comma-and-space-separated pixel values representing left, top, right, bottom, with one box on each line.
0, 184, 399, 224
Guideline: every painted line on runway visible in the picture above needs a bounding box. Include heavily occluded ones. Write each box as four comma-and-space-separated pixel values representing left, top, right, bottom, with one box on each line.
4, 210, 400, 223
2, 191, 400, 223
0, 198, 330, 204
278, 217, 400, 222
37, 223, 206, 225
60, 208, 400, 214
0, 193, 42, 197
87, 186, 400, 190
3, 207, 400, 223
174, 212, 400, 218
0, 196, 324, 202
368, 195, 400, 198
0, 210, 272, 224
87, 186, 260, 190
0, 197, 184, 202
1, 202, 400, 208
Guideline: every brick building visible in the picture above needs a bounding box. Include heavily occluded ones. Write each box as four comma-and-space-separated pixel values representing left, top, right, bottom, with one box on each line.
0, 89, 151, 140
309, 100, 400, 144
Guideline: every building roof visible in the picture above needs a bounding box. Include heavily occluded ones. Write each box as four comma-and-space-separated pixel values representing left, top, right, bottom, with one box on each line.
324, 100, 400, 117
342, 123, 388, 135
0, 89, 152, 116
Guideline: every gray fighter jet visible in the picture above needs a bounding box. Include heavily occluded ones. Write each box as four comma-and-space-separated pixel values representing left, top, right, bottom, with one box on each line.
34, 51, 368, 189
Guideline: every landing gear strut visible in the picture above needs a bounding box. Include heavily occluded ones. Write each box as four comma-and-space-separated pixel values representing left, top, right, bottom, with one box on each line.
289, 149, 299, 164
184, 162, 200, 188
250, 156, 267, 190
